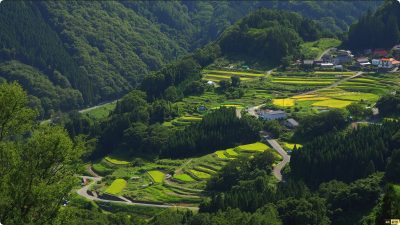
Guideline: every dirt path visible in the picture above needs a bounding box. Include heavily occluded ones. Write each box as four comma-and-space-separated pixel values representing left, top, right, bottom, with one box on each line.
300, 71, 363, 96
315, 48, 333, 61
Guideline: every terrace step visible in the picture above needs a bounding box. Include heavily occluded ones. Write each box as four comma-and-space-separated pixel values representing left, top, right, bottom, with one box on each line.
163, 179, 203, 194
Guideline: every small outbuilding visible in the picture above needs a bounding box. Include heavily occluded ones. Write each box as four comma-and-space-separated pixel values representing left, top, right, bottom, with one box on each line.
285, 118, 299, 128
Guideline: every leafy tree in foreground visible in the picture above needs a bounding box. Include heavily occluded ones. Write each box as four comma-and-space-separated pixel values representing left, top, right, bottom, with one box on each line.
0, 82, 84, 225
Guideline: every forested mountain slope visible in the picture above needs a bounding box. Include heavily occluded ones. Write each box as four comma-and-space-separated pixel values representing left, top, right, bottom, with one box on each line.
0, 0, 380, 116
344, 0, 400, 50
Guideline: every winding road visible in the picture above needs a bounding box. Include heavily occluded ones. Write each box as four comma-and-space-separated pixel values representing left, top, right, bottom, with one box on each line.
265, 139, 290, 181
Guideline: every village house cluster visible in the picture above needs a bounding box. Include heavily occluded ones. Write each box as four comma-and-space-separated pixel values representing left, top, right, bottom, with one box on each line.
302, 44, 400, 72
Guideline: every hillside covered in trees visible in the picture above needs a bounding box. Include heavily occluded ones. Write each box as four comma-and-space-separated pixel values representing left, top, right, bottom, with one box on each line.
344, 0, 400, 50
0, 0, 380, 115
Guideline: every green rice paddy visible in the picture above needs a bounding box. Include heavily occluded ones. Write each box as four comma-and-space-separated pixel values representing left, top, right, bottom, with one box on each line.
147, 170, 165, 183
202, 69, 264, 83
105, 179, 127, 195
105, 156, 130, 165
173, 174, 196, 182
236, 142, 269, 152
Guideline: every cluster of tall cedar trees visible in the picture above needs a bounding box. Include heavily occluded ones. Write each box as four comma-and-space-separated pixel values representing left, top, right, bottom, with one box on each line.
161, 107, 262, 158
219, 9, 320, 64
344, 0, 400, 50
291, 121, 400, 186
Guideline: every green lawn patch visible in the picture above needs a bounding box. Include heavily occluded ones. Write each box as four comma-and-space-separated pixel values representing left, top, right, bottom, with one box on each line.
300, 38, 341, 59
105, 179, 127, 195
83, 101, 117, 120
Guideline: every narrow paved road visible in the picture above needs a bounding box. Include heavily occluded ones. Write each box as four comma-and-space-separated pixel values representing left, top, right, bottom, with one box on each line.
265, 139, 290, 181
40, 100, 117, 124
78, 100, 117, 113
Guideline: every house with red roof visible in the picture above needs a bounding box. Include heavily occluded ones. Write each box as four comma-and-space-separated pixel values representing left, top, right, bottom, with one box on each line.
373, 58, 400, 69
373, 49, 388, 57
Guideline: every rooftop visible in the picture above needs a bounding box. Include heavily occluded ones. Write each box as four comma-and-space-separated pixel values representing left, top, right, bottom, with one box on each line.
260, 110, 286, 115
287, 118, 299, 126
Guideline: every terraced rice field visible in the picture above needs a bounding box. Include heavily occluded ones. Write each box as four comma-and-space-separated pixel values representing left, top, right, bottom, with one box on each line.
284, 143, 303, 150
212, 104, 244, 110
105, 179, 127, 195
93, 141, 284, 205
273, 75, 382, 110
225, 148, 238, 156
202, 69, 264, 83
272, 98, 295, 107
105, 156, 130, 165
271, 78, 336, 86
235, 142, 269, 152
147, 170, 165, 183
173, 174, 196, 182
313, 71, 355, 76
165, 115, 203, 127
189, 169, 211, 179
270, 76, 339, 87
312, 99, 352, 108
215, 150, 228, 159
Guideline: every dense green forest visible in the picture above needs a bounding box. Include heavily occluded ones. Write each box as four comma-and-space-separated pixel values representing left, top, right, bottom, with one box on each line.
344, 0, 400, 50
0, 0, 380, 115
218, 9, 320, 64
291, 121, 400, 186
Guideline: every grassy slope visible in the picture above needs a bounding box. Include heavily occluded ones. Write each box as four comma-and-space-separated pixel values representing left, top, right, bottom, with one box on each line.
300, 38, 341, 59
